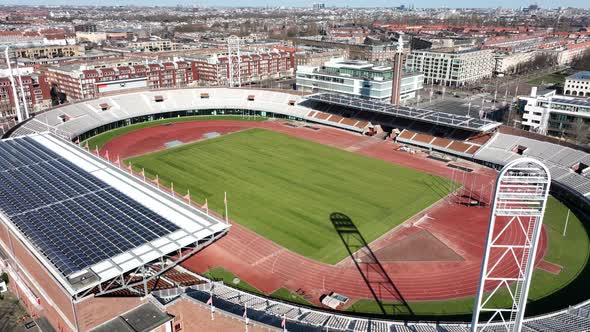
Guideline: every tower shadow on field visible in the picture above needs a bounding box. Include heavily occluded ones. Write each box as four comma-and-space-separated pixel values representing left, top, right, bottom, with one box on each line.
330, 212, 414, 317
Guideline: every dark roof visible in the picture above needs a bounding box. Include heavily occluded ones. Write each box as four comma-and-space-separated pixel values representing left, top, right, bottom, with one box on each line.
91, 302, 171, 332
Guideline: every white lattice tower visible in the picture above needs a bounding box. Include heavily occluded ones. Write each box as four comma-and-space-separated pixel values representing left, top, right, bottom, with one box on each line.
471, 158, 551, 332
227, 35, 241, 87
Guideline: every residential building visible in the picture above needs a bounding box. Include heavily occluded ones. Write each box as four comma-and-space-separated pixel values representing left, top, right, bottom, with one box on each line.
190, 51, 294, 86
292, 46, 348, 67
537, 41, 590, 65
296, 37, 405, 63
74, 24, 97, 33
564, 71, 590, 97
405, 48, 495, 86
14, 45, 84, 60
75, 31, 108, 44
43, 61, 194, 101
494, 51, 535, 75
0, 73, 51, 119
520, 87, 590, 140
296, 58, 423, 103
17, 50, 122, 68
127, 39, 175, 52
0, 29, 76, 47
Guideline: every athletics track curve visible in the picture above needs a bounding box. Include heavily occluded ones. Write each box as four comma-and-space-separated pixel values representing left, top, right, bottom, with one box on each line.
100, 119, 549, 305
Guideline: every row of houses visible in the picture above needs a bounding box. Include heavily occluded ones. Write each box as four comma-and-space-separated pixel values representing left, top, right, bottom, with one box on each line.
0, 50, 295, 119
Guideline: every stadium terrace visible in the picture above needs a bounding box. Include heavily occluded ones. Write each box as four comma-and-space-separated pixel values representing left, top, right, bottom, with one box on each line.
0, 88, 589, 332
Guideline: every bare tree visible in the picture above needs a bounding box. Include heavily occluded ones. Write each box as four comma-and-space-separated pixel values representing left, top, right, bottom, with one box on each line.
572, 118, 590, 145
571, 49, 590, 71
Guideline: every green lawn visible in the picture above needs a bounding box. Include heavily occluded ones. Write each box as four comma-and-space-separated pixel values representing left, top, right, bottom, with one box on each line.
82, 115, 267, 150
128, 128, 452, 264
346, 196, 589, 317
202, 267, 263, 295
269, 288, 314, 306
527, 71, 568, 87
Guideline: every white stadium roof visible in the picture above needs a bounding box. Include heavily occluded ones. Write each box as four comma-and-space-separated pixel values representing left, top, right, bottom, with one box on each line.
0, 132, 229, 297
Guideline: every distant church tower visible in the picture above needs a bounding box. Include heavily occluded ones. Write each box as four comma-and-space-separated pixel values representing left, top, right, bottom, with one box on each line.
390, 35, 404, 105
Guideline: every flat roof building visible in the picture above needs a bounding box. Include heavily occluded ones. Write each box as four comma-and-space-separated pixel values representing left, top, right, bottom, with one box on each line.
521, 87, 590, 142
296, 58, 423, 103
565, 71, 590, 98
405, 48, 495, 87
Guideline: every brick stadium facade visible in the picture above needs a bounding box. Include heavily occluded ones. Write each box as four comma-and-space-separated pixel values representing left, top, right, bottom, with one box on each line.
0, 74, 51, 119
0, 219, 150, 332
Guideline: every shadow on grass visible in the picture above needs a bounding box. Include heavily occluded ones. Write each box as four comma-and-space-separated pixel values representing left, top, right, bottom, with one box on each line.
330, 212, 414, 318
423, 174, 452, 200
330, 198, 590, 322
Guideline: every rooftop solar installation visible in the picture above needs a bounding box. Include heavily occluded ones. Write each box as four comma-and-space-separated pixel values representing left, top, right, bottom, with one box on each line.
0, 133, 229, 295
551, 98, 590, 108
306, 93, 501, 132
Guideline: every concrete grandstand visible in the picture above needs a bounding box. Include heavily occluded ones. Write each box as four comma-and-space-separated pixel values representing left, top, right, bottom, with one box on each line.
1, 88, 589, 331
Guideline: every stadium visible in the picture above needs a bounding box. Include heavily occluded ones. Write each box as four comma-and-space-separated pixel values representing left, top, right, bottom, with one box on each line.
0, 87, 589, 332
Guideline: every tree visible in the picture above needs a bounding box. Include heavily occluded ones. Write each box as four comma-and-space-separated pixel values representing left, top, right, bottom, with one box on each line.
306, 21, 319, 36
571, 118, 590, 145
571, 49, 590, 71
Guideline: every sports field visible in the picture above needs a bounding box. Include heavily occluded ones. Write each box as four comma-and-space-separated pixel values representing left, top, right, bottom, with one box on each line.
127, 128, 452, 264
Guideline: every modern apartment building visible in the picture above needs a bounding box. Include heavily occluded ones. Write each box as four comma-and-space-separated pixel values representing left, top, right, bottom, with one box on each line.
494, 51, 535, 75
296, 58, 423, 102
405, 48, 495, 86
127, 39, 175, 52
520, 87, 590, 140
14, 45, 84, 60
43, 61, 194, 101
564, 71, 590, 97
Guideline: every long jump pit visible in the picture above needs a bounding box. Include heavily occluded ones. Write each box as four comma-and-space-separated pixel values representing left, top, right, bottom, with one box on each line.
100, 118, 550, 308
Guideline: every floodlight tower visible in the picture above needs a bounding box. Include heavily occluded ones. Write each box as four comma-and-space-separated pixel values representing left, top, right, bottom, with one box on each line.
3, 46, 24, 122
471, 158, 551, 332
227, 35, 241, 87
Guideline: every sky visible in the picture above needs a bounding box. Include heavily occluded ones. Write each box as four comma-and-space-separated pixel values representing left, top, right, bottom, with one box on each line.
7, 0, 590, 9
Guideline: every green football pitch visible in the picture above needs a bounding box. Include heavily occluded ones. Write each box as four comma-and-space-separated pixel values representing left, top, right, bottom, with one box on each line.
127, 128, 452, 264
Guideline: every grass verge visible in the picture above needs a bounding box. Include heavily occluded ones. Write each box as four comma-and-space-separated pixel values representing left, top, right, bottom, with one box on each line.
202, 267, 263, 295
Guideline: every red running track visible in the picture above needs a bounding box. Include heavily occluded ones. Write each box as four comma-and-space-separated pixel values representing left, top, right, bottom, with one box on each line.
101, 120, 549, 304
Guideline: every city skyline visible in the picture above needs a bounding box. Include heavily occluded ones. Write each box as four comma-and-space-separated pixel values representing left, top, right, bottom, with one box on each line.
4, 0, 590, 9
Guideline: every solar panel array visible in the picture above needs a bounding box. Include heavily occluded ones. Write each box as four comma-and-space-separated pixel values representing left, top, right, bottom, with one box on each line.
0, 136, 179, 278
306, 93, 501, 131
551, 98, 590, 108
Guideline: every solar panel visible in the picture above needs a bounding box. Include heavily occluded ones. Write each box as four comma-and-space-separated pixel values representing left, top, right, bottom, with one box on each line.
306, 93, 501, 131
0, 136, 180, 277
551, 98, 590, 107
